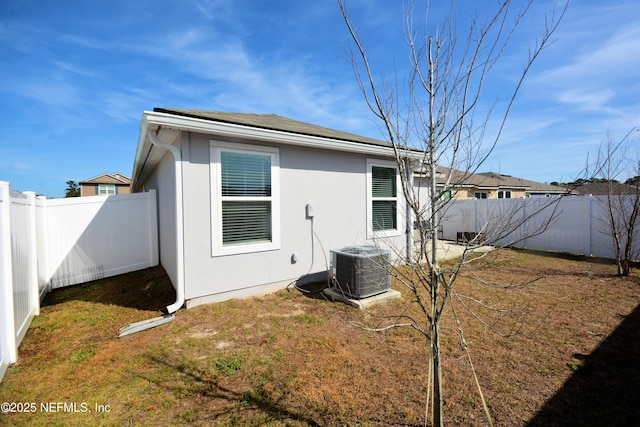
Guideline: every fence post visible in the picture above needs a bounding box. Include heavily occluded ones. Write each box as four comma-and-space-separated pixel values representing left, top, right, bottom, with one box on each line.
23, 192, 40, 316
587, 194, 594, 256
473, 197, 478, 233
521, 197, 527, 249
36, 195, 50, 298
0, 182, 17, 369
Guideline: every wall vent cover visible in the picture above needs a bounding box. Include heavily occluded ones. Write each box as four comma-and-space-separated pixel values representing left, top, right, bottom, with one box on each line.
330, 245, 391, 299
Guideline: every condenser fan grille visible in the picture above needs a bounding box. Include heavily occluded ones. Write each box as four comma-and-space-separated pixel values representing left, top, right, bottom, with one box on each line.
330, 246, 391, 299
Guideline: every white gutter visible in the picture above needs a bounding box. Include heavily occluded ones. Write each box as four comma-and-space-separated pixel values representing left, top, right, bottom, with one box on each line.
142, 110, 417, 158
119, 129, 185, 337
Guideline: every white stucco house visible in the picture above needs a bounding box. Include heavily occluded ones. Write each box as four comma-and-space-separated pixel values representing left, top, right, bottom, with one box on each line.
131, 108, 420, 311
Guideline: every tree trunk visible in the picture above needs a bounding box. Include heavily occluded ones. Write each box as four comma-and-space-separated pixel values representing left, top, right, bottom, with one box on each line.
620, 258, 631, 277
431, 319, 444, 427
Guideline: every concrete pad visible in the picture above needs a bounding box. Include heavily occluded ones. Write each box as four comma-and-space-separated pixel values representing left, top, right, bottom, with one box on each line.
323, 288, 401, 309
421, 240, 494, 262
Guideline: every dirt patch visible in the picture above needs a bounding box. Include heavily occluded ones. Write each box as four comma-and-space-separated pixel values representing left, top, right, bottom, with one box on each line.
1, 252, 638, 426
189, 329, 219, 339
257, 303, 306, 318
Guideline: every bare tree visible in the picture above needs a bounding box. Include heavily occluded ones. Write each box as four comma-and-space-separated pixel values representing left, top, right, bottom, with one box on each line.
592, 130, 640, 276
338, 1, 567, 425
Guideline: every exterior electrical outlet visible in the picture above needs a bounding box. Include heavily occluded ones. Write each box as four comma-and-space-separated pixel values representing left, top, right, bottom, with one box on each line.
330, 246, 391, 299
306, 204, 315, 218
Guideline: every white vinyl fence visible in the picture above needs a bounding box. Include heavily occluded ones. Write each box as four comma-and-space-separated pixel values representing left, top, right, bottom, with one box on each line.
0, 181, 158, 380
440, 195, 639, 259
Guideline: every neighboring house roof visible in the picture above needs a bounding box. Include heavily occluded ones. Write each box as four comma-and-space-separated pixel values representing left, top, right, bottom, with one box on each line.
417, 167, 572, 195
80, 173, 131, 185
573, 182, 639, 196
475, 172, 570, 194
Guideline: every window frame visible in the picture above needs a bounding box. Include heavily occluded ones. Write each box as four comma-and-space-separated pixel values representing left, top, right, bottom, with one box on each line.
497, 190, 511, 199
210, 141, 280, 257
366, 159, 401, 239
474, 192, 488, 199
98, 184, 116, 195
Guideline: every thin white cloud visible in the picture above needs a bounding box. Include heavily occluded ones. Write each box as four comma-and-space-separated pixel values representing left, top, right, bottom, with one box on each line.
13, 77, 81, 107
539, 23, 640, 85
195, 0, 233, 21
500, 115, 562, 143
9, 161, 31, 171
59, 33, 115, 51
120, 23, 376, 135
556, 89, 616, 113
511, 0, 640, 173
98, 89, 155, 123
2, 0, 375, 136
53, 61, 100, 78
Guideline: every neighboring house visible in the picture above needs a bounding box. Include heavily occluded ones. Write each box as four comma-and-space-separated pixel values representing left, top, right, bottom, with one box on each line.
415, 167, 571, 200
130, 108, 419, 309
573, 182, 639, 196
79, 173, 131, 197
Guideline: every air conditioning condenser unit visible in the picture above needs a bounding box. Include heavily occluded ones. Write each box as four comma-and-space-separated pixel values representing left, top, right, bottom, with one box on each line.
330, 246, 391, 299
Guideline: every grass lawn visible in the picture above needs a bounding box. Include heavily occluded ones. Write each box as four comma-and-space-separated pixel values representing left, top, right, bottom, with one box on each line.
1, 250, 639, 426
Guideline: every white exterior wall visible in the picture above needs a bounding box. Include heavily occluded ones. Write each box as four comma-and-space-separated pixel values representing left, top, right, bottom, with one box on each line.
177, 133, 409, 306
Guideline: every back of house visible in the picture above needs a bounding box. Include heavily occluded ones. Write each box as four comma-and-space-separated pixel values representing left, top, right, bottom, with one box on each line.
131, 108, 415, 308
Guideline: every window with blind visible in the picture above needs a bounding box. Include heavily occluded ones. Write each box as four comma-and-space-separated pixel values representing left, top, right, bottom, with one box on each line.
221, 151, 272, 245
367, 161, 400, 237
211, 142, 280, 256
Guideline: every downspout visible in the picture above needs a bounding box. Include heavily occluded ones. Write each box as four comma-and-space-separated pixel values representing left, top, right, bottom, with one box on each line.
148, 129, 185, 314
119, 129, 185, 337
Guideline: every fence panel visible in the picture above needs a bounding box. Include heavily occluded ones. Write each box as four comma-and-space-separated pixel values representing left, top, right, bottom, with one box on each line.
0, 182, 16, 379
441, 195, 639, 259
587, 195, 636, 259
42, 191, 158, 289
0, 183, 158, 381
520, 197, 592, 255
9, 191, 39, 346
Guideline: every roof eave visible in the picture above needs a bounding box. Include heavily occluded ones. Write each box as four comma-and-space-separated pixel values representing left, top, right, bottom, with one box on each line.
131, 114, 154, 192
131, 110, 419, 191
146, 110, 400, 154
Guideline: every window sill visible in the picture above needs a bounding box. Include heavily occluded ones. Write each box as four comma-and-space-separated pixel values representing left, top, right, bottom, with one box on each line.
212, 241, 280, 257
368, 229, 402, 240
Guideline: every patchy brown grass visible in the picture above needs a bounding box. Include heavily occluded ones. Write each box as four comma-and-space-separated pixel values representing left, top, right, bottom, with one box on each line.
1, 250, 639, 426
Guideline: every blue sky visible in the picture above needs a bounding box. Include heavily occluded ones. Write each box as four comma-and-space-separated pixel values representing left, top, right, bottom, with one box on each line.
1, 0, 638, 197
